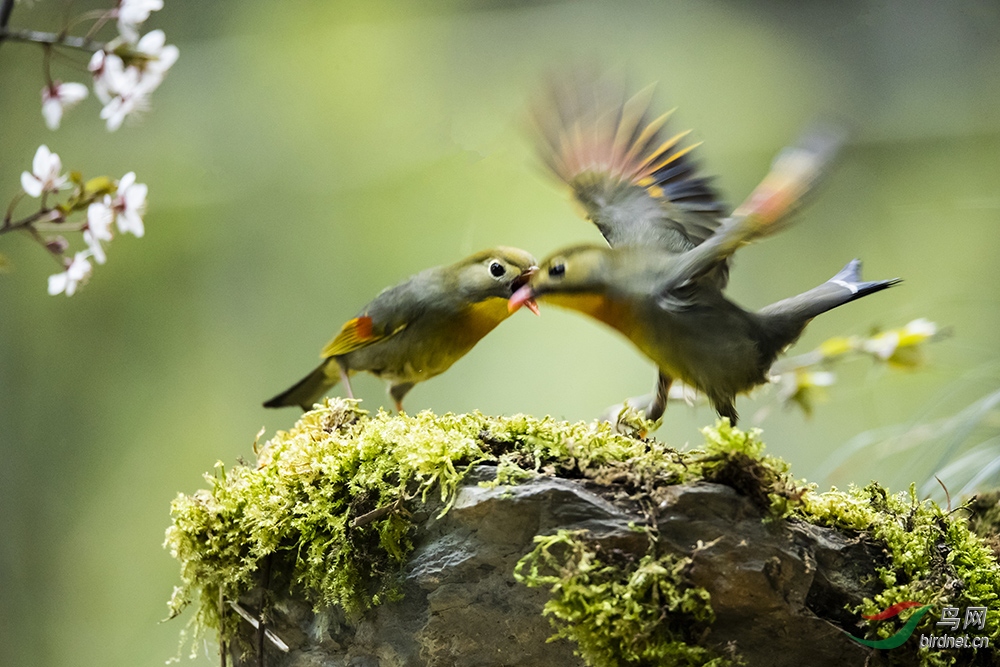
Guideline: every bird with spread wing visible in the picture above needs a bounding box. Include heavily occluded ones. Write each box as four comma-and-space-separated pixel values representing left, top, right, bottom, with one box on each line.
509, 76, 900, 424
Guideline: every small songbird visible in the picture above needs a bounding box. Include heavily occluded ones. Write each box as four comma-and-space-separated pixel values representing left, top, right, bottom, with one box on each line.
508, 77, 900, 424
265, 247, 539, 411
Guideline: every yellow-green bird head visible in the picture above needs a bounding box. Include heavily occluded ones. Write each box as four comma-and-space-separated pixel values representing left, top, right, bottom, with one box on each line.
452, 246, 541, 310
508, 244, 614, 314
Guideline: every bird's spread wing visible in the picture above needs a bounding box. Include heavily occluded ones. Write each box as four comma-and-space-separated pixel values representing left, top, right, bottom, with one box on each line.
728, 122, 847, 240
321, 316, 408, 358
655, 123, 848, 295
532, 75, 727, 253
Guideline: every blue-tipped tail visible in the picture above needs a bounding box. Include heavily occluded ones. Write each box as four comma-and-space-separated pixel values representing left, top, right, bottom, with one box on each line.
757, 259, 901, 350
828, 258, 902, 304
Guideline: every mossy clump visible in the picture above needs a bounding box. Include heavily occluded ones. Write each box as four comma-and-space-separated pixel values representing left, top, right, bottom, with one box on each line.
514, 529, 730, 667
165, 399, 1000, 667
800, 484, 1000, 666
165, 399, 696, 649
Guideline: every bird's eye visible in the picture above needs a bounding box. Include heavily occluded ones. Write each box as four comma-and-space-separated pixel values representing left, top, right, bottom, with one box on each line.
489, 261, 506, 278
548, 262, 566, 278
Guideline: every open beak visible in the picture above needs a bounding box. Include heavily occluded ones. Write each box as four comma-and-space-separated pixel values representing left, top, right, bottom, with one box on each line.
509, 266, 540, 315
508, 283, 539, 315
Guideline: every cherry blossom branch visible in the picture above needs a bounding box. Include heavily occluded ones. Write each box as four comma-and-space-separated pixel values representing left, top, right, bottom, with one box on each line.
2, 208, 62, 234
2, 1, 172, 297
5, 146, 150, 295
0, 27, 105, 52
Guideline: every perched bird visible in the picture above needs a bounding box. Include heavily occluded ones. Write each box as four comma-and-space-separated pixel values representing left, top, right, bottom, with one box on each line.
265, 247, 538, 411
508, 78, 899, 424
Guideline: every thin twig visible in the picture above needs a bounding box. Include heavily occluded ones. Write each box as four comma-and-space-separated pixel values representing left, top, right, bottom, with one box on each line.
25, 225, 69, 267
42, 42, 53, 86
936, 476, 952, 513
48, 45, 91, 70
352, 504, 394, 528
0, 27, 104, 52
2, 208, 59, 234
227, 602, 290, 652
81, 13, 111, 43
352, 496, 408, 528
63, 9, 111, 35
3, 191, 24, 226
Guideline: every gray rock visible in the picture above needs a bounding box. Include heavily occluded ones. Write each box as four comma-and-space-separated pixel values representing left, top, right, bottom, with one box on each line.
231, 466, 882, 667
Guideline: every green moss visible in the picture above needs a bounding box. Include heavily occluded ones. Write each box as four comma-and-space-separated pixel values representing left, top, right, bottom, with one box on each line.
164, 399, 679, 649
799, 484, 1000, 666
967, 490, 1000, 556
165, 401, 1000, 667
514, 529, 731, 667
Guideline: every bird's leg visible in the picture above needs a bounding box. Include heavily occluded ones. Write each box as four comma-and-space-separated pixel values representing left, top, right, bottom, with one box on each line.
389, 383, 414, 413
644, 372, 673, 422
712, 397, 739, 426
337, 362, 355, 399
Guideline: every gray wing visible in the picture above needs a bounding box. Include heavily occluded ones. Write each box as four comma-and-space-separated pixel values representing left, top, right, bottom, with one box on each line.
320, 268, 444, 358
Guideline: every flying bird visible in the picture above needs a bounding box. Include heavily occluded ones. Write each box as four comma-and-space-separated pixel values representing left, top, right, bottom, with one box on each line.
509, 77, 898, 424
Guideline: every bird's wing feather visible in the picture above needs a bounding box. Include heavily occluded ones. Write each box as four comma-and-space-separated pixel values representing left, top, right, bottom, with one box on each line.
321, 315, 410, 357
728, 122, 847, 239
320, 271, 445, 358
532, 75, 728, 253
654, 123, 848, 295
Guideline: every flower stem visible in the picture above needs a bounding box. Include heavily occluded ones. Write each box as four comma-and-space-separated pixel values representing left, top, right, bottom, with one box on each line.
24, 225, 69, 267
2, 208, 58, 234
0, 27, 105, 53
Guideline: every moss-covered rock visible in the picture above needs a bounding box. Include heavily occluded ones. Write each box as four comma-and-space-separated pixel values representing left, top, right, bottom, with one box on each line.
165, 399, 1000, 667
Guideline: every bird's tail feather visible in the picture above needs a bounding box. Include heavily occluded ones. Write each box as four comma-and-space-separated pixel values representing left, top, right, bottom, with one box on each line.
758, 259, 901, 349
263, 360, 340, 410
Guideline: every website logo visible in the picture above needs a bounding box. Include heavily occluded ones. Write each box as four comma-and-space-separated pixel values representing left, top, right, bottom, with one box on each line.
846, 602, 991, 651
847, 601, 933, 649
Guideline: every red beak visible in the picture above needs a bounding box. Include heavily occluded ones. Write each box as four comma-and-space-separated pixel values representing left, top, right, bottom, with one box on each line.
508, 284, 540, 316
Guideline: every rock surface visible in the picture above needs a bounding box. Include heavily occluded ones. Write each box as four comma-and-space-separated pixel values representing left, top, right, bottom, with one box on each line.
230, 465, 886, 667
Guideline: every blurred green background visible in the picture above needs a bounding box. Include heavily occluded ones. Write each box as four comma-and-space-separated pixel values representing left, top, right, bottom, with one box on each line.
1, 0, 999, 664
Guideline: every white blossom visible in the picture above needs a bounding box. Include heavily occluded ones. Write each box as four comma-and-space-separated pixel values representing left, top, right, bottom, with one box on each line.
41, 82, 89, 130
134, 29, 179, 91
94, 53, 146, 130
47, 251, 93, 296
117, 0, 163, 42
20, 145, 67, 198
902, 317, 938, 339
112, 172, 147, 237
84, 200, 115, 264
88, 50, 109, 101
861, 318, 941, 368
87, 199, 115, 241
90, 31, 178, 131
776, 368, 836, 416
83, 230, 107, 265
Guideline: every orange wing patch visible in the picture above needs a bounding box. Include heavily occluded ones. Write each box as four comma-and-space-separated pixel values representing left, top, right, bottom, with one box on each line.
321, 316, 380, 358
731, 124, 846, 236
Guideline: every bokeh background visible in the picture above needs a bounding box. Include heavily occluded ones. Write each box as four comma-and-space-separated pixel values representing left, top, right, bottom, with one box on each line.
1, 0, 999, 664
